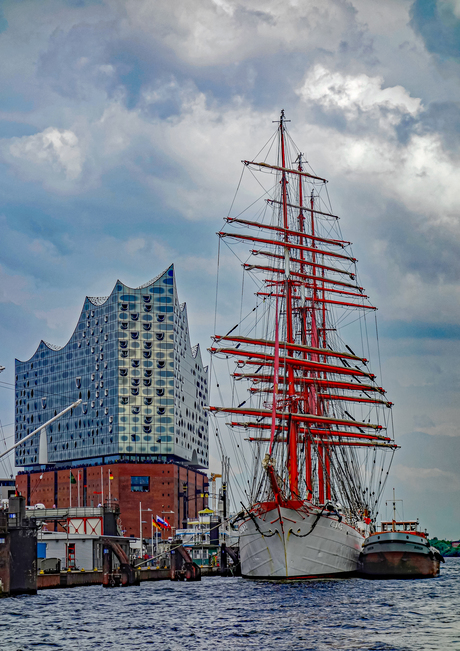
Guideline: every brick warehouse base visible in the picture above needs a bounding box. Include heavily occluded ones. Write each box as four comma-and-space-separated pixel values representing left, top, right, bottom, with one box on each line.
16, 463, 208, 537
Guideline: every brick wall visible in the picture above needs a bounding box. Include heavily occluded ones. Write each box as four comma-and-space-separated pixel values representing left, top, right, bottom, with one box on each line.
15, 463, 208, 538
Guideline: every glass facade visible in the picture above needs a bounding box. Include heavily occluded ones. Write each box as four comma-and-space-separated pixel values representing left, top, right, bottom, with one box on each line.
15, 265, 209, 470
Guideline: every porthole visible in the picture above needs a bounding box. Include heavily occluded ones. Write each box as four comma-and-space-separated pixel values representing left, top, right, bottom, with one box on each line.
144, 398, 153, 406
157, 361, 165, 368
143, 351, 151, 359
157, 408, 166, 415
120, 369, 128, 377
131, 388, 139, 396
132, 360, 140, 368
131, 332, 139, 340
131, 313, 139, 321
144, 305, 152, 312
156, 388, 164, 396
155, 333, 164, 341
143, 323, 151, 331
121, 350, 128, 358
157, 314, 165, 322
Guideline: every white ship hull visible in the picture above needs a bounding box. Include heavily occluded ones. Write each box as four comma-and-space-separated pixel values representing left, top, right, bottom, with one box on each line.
238, 503, 364, 579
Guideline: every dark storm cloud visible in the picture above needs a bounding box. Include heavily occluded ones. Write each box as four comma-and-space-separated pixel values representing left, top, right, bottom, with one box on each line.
374, 199, 460, 284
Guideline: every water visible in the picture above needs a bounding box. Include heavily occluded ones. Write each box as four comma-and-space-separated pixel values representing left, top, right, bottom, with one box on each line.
1, 560, 460, 651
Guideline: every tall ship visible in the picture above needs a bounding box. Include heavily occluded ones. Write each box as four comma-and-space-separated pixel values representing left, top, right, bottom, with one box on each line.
208, 111, 397, 579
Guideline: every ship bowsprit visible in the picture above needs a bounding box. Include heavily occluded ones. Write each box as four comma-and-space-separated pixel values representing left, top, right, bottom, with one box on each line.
238, 505, 364, 579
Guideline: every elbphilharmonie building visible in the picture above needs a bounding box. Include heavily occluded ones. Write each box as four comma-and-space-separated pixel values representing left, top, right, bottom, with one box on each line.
15, 265, 209, 470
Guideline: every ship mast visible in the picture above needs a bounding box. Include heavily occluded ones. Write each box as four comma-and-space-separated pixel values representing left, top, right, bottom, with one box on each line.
279, 110, 299, 498
209, 110, 397, 518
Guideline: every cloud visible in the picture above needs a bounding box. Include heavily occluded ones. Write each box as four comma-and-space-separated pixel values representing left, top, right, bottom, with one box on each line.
297, 64, 421, 125
125, 237, 146, 255
0, 264, 30, 305
34, 305, 82, 333
413, 414, 435, 429
393, 463, 460, 491
120, 0, 370, 66
3, 127, 84, 189
410, 0, 460, 60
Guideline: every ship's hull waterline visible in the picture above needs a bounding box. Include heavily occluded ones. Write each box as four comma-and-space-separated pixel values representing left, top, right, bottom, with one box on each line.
238, 504, 364, 579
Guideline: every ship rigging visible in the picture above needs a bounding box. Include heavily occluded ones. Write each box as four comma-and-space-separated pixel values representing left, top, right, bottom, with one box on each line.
207, 111, 397, 578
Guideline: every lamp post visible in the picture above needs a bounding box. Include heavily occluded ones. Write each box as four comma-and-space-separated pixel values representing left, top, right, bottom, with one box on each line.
139, 503, 152, 560
161, 508, 174, 542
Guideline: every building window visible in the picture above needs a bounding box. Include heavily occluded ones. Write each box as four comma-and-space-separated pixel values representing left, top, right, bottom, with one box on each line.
131, 476, 150, 492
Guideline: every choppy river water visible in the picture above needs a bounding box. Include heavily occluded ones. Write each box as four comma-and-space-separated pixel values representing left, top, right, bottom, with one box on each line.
1, 559, 459, 651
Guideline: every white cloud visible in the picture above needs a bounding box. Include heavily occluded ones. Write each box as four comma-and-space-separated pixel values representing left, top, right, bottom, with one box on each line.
119, 0, 367, 66
2, 127, 84, 191
9, 127, 83, 179
297, 65, 421, 125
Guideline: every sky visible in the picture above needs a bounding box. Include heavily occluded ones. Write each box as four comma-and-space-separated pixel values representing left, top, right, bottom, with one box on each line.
0, 0, 459, 537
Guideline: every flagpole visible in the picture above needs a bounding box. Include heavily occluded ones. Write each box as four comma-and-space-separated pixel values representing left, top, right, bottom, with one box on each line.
139, 501, 143, 561
77, 470, 80, 508
108, 468, 111, 506
101, 466, 104, 507
69, 469, 72, 509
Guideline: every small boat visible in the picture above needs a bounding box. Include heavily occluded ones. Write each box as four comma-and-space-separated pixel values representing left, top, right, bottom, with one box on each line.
359, 492, 444, 579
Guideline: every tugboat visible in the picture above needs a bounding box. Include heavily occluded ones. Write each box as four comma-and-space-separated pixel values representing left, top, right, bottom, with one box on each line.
359, 490, 444, 579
